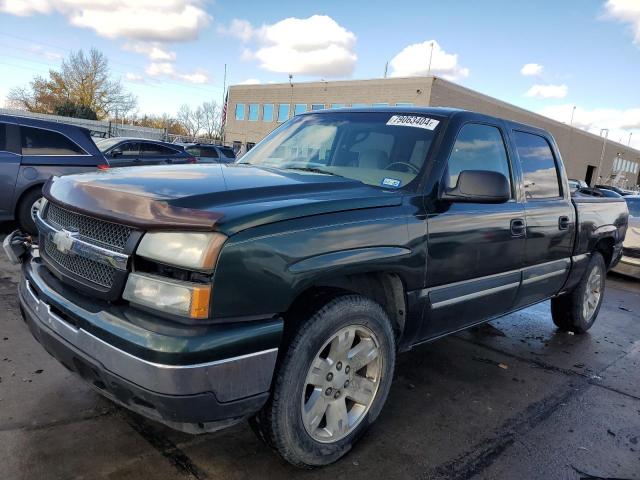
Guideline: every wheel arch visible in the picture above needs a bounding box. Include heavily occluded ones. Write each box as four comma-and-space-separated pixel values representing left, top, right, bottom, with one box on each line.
14, 182, 45, 216
283, 272, 408, 345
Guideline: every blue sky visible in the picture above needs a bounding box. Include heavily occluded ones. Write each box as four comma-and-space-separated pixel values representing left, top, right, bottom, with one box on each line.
0, 0, 639, 147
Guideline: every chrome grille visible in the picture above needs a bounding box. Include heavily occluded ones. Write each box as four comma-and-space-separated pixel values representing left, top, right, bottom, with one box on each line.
44, 236, 116, 288
46, 203, 132, 252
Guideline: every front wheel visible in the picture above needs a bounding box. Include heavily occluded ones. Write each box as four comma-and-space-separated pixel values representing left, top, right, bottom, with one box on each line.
16, 188, 44, 236
551, 251, 606, 333
251, 295, 396, 468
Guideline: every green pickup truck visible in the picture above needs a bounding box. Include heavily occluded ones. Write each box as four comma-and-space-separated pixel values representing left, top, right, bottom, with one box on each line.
5, 108, 628, 467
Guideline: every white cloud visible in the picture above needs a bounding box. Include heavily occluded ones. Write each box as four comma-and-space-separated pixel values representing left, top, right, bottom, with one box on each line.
538, 104, 640, 149
125, 42, 176, 62
520, 63, 543, 76
605, 0, 640, 46
388, 40, 469, 81
125, 72, 144, 83
525, 84, 568, 99
0, 0, 211, 42
27, 44, 62, 61
239, 78, 261, 85
217, 19, 254, 42
145, 62, 209, 84
222, 15, 357, 77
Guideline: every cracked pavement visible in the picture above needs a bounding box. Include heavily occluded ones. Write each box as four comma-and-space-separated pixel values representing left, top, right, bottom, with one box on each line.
1, 224, 639, 479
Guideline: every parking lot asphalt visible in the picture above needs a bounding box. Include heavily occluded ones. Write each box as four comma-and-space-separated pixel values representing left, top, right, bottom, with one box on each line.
1, 223, 639, 480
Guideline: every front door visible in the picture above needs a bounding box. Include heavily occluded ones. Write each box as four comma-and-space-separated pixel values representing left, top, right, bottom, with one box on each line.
511, 130, 575, 308
108, 142, 141, 167
420, 122, 525, 340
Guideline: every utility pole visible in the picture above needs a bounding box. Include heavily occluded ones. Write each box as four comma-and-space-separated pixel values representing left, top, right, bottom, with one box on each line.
289, 74, 294, 113
383, 61, 388, 79
220, 63, 227, 141
427, 41, 434, 76
628, 132, 633, 147
569, 105, 576, 126
596, 128, 609, 184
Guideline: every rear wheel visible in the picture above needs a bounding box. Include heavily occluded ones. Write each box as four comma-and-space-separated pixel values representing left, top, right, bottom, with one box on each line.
551, 251, 606, 333
16, 188, 44, 236
251, 295, 396, 468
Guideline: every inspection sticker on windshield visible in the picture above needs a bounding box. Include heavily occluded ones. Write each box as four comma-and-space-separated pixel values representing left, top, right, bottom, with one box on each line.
382, 177, 402, 188
387, 115, 439, 130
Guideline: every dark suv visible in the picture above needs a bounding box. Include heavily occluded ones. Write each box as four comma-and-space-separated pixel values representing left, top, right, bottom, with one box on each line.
181, 143, 236, 163
97, 138, 195, 166
0, 114, 107, 233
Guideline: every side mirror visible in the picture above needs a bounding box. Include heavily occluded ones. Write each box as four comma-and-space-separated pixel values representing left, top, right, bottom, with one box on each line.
441, 170, 510, 203
110, 147, 123, 158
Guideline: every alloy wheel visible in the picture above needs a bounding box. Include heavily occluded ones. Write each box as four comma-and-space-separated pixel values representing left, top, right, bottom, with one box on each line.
582, 265, 603, 321
301, 325, 382, 443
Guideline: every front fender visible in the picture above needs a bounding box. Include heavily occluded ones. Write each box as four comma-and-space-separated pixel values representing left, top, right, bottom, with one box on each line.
211, 208, 426, 319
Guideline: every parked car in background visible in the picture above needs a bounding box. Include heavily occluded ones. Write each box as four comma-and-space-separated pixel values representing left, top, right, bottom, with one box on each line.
574, 187, 622, 198
612, 195, 640, 279
568, 178, 588, 192
595, 184, 634, 196
97, 138, 196, 166
6, 107, 629, 468
180, 143, 237, 163
0, 114, 109, 234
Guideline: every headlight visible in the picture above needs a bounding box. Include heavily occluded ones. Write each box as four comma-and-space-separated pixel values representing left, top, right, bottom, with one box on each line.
137, 232, 226, 270
123, 273, 211, 319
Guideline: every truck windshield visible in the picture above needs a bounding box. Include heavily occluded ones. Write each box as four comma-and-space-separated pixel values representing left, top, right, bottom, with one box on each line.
239, 111, 442, 189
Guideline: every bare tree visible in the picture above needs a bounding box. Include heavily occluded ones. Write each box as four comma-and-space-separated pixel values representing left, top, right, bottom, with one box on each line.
177, 104, 205, 140
7, 48, 137, 119
201, 101, 222, 140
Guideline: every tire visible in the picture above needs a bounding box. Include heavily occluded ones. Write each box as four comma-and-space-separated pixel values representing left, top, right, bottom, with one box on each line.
551, 251, 606, 333
251, 294, 396, 468
16, 188, 44, 236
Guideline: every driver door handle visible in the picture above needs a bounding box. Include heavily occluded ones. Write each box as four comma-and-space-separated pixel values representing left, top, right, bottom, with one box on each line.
559, 216, 570, 230
510, 218, 526, 237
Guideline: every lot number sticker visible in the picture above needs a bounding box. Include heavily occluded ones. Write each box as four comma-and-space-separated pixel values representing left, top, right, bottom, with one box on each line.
387, 115, 439, 130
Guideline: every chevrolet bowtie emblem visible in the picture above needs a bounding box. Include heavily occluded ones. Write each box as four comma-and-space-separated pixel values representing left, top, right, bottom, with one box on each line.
52, 229, 77, 254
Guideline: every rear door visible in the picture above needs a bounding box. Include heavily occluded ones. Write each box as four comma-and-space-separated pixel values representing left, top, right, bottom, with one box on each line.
0, 122, 21, 217
421, 121, 526, 339
511, 130, 575, 308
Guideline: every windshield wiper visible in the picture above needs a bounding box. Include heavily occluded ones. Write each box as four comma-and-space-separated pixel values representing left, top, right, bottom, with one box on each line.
283, 166, 340, 176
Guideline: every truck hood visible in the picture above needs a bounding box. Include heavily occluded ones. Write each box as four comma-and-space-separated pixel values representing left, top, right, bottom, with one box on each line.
44, 164, 403, 234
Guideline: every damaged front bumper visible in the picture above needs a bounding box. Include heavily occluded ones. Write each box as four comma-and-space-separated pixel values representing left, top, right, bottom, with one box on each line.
18, 253, 283, 433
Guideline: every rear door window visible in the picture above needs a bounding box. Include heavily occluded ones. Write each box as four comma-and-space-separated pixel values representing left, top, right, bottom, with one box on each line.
20, 126, 86, 155
513, 131, 562, 199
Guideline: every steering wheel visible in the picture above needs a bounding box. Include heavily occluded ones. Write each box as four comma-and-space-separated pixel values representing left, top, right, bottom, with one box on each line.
384, 162, 420, 174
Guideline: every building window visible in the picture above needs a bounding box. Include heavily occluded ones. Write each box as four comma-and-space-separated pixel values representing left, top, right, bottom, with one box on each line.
294, 104, 307, 116
247, 142, 256, 151
331, 103, 345, 109
232, 141, 242, 154
352, 103, 368, 108
235, 103, 245, 120
263, 104, 274, 122
248, 103, 259, 121
372, 103, 389, 107
396, 102, 414, 106
278, 104, 290, 122
311, 104, 325, 111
